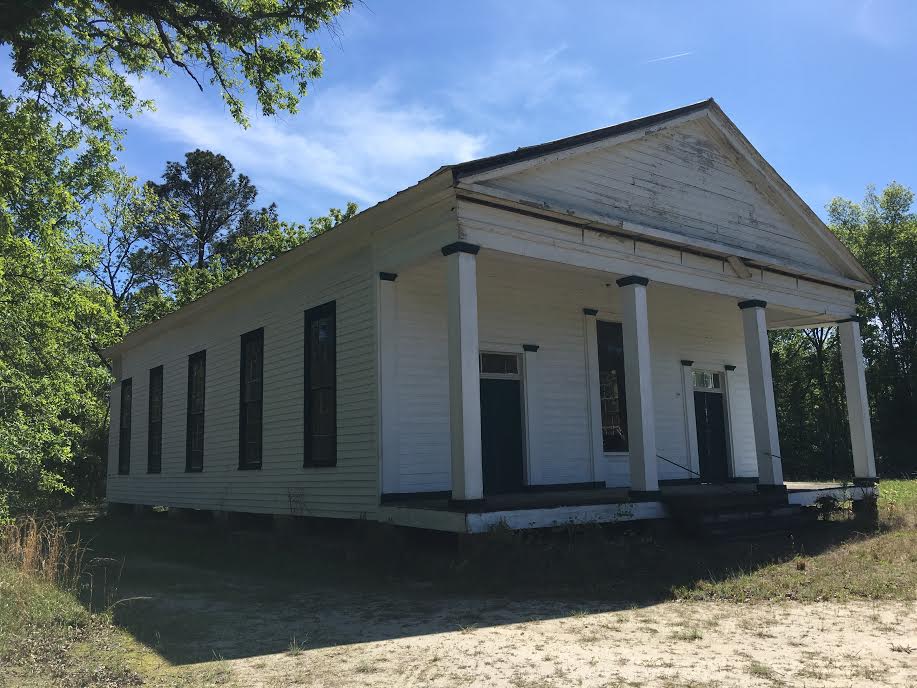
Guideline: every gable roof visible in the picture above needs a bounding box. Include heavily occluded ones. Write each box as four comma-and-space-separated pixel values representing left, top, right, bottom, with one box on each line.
445, 99, 715, 180
437, 98, 872, 286
104, 99, 872, 358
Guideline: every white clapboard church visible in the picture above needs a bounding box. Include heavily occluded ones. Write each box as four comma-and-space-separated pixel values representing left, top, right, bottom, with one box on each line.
105, 100, 877, 533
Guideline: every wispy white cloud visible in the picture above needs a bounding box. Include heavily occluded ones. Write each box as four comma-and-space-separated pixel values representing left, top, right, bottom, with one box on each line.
446, 44, 631, 136
642, 51, 694, 64
132, 77, 487, 206
852, 0, 903, 48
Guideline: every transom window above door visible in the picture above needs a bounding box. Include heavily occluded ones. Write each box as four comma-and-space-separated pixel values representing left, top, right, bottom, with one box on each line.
693, 370, 723, 391
480, 352, 520, 378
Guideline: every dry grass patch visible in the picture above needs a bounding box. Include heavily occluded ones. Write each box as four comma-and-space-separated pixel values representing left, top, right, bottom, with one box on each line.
0, 516, 234, 688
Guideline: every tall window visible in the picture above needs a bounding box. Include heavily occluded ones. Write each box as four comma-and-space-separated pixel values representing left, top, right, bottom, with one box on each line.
239, 328, 264, 469
118, 378, 132, 474
304, 302, 336, 466
148, 366, 163, 473
186, 351, 206, 472
597, 321, 628, 452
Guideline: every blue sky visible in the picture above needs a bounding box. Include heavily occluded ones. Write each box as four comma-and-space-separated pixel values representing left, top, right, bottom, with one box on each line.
53, 1, 917, 222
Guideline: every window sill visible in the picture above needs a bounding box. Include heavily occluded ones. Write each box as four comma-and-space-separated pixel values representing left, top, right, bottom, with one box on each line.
185, 468, 203, 473
238, 464, 262, 471
146, 470, 162, 475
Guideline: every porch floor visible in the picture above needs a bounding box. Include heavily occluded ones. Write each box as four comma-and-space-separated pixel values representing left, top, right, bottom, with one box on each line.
382, 481, 852, 514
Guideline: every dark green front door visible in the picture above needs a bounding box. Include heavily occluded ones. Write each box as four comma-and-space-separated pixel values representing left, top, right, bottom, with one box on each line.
694, 391, 729, 483
480, 378, 525, 495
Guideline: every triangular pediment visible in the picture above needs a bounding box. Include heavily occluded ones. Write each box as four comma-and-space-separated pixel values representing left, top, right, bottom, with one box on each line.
454, 103, 871, 286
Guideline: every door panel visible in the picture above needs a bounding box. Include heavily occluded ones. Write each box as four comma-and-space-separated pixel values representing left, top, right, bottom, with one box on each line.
694, 391, 729, 483
480, 378, 525, 495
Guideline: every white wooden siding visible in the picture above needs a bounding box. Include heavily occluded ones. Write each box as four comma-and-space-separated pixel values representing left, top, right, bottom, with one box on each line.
107, 248, 378, 518
457, 201, 856, 319
473, 119, 839, 277
392, 251, 757, 492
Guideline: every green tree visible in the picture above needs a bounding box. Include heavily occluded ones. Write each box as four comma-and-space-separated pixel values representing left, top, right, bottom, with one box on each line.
0, 100, 122, 518
828, 183, 917, 475
172, 200, 358, 305
1, 0, 351, 513
2, 0, 351, 133
141, 149, 259, 282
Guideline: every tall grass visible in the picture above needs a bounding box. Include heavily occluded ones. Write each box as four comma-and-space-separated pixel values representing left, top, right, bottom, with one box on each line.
0, 516, 86, 589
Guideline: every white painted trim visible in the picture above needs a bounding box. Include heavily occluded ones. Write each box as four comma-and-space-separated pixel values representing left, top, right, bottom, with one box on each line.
701, 110, 873, 285
456, 185, 870, 293
582, 312, 604, 483
466, 501, 667, 533
457, 204, 858, 318
378, 277, 400, 494
458, 109, 709, 184
838, 321, 877, 479
619, 281, 659, 492
522, 347, 542, 486
741, 305, 784, 486
447, 251, 484, 501
722, 367, 742, 479
787, 485, 875, 507
681, 365, 700, 476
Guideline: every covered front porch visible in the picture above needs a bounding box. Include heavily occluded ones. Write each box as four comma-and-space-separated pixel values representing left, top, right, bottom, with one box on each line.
377, 481, 877, 534
374, 213, 878, 533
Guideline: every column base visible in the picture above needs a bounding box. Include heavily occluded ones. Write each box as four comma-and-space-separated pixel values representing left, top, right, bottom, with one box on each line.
755, 483, 788, 494
629, 490, 662, 501
448, 498, 485, 512
852, 477, 878, 487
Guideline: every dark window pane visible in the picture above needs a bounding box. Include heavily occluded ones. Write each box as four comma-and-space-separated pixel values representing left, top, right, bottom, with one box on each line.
597, 321, 628, 452
305, 303, 336, 467
186, 351, 206, 471
480, 353, 519, 375
148, 366, 163, 473
239, 329, 264, 468
118, 379, 132, 474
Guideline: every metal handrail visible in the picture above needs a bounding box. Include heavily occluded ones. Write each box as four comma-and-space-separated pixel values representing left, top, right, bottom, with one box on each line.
657, 453, 701, 478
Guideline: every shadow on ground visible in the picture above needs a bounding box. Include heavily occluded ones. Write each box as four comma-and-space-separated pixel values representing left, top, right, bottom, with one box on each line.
69, 507, 880, 666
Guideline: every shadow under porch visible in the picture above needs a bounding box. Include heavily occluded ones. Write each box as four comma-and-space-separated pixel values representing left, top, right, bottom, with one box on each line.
376, 481, 873, 534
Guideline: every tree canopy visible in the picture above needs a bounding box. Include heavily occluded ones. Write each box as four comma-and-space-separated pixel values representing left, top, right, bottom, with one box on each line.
0, 0, 352, 517
773, 182, 917, 480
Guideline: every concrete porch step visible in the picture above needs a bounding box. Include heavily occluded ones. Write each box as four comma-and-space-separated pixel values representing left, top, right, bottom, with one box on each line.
663, 497, 812, 538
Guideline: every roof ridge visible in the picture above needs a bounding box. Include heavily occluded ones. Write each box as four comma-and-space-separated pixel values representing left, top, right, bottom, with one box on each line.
446, 98, 715, 179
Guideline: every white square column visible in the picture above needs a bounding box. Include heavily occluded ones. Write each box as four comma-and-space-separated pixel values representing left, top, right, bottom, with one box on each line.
838, 318, 877, 481
583, 309, 605, 484
616, 276, 659, 496
522, 344, 542, 485
738, 300, 784, 489
378, 272, 400, 495
443, 242, 484, 503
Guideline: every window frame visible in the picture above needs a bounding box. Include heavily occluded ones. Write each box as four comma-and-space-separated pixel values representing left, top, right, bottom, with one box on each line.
118, 378, 132, 474
239, 328, 264, 470
596, 319, 629, 454
304, 301, 337, 468
147, 365, 163, 474
185, 350, 206, 473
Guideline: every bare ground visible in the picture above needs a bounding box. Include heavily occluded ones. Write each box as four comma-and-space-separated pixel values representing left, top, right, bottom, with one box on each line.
140, 581, 917, 688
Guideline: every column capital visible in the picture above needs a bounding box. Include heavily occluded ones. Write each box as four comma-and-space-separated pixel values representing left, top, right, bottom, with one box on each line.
582, 307, 599, 316
522, 344, 540, 352
680, 359, 694, 367
837, 316, 862, 325
738, 299, 767, 310
379, 272, 398, 282
724, 364, 737, 371
615, 275, 650, 288
441, 241, 480, 256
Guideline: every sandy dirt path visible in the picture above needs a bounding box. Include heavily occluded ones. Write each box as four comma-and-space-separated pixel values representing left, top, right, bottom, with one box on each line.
183, 594, 917, 688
